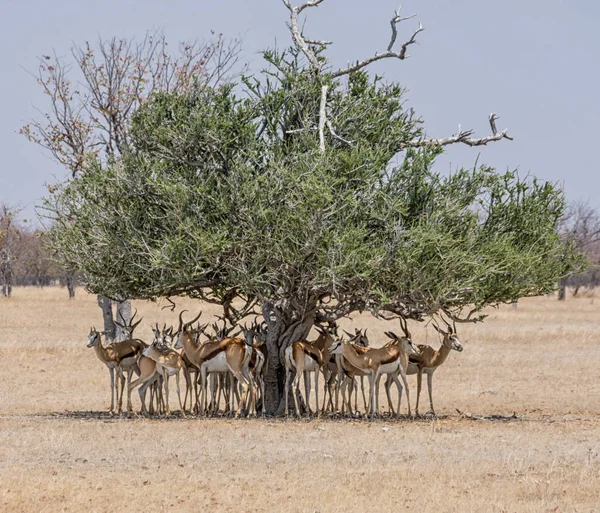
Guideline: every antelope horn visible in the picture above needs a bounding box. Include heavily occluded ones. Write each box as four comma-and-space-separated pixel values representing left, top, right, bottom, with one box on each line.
177, 310, 188, 334
114, 312, 125, 329
183, 310, 202, 332
131, 313, 143, 331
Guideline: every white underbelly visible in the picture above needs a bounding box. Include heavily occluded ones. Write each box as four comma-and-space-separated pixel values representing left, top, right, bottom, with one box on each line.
202, 351, 230, 373
303, 355, 320, 371
406, 363, 418, 375
378, 360, 400, 375
157, 363, 179, 377
119, 356, 138, 369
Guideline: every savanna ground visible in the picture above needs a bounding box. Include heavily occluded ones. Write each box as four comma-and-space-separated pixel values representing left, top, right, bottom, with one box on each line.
0, 287, 599, 512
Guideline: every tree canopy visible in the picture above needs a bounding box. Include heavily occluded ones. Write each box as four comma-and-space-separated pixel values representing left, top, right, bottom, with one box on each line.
44, 48, 582, 323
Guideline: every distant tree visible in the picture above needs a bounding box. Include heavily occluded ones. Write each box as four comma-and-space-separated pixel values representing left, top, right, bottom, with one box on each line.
558, 201, 600, 299
0, 205, 20, 297
22, 30, 242, 339
13, 230, 58, 287
43, 1, 584, 413
64, 267, 77, 299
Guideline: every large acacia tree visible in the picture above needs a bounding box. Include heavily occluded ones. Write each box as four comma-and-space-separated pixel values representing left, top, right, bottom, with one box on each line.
43, 1, 583, 413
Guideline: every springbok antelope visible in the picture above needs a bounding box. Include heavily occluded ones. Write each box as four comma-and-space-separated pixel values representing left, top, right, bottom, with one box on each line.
205, 320, 241, 413
181, 325, 208, 414
331, 329, 370, 414
407, 321, 464, 416
114, 309, 143, 340
126, 351, 162, 416
192, 320, 242, 415
284, 338, 325, 418
305, 322, 339, 414
378, 329, 420, 417
333, 331, 374, 416
248, 329, 267, 416
86, 327, 146, 414
329, 335, 419, 418
175, 312, 255, 417
138, 331, 187, 417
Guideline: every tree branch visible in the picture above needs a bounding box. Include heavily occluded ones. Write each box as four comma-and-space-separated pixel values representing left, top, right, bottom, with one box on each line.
399, 113, 513, 150
318, 84, 328, 153
332, 9, 423, 78
442, 307, 486, 324
282, 0, 325, 70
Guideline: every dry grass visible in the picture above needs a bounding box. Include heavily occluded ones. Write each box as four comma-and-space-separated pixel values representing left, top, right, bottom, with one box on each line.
1, 287, 599, 512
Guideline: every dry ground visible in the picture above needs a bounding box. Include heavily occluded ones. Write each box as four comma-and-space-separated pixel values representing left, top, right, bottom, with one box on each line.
1, 287, 599, 512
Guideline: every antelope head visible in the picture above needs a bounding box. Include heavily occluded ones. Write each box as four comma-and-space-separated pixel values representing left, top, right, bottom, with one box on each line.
253, 323, 267, 347
433, 321, 464, 352
384, 331, 420, 356
241, 324, 257, 346
114, 308, 143, 338
174, 310, 203, 346
343, 328, 369, 347
316, 320, 338, 339
152, 323, 174, 350
327, 337, 345, 355
87, 327, 102, 348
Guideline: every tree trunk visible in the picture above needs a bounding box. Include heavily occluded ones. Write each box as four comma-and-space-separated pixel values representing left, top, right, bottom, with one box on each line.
1, 254, 12, 298
97, 295, 117, 341
65, 269, 76, 299
558, 278, 566, 301
96, 296, 132, 341
261, 299, 316, 416
115, 299, 132, 341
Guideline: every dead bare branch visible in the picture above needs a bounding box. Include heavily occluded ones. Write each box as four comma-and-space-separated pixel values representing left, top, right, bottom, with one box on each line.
399, 113, 513, 150
332, 8, 423, 78
161, 297, 177, 312
22, 31, 242, 177
326, 119, 353, 147
282, 0, 325, 70
318, 84, 328, 153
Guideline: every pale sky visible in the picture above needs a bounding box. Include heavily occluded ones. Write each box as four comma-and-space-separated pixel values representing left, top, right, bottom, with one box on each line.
1, 0, 599, 223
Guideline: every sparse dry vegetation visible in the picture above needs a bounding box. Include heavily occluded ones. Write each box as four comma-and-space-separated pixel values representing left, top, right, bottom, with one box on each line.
1, 287, 599, 512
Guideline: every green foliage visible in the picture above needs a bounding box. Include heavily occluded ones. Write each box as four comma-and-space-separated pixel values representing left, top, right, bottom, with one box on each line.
43, 46, 584, 320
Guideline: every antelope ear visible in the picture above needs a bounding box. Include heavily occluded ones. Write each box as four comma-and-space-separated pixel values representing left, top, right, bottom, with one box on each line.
448, 326, 454, 334
432, 324, 442, 334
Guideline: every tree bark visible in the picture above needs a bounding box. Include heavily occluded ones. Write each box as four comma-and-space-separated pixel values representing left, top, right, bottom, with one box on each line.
0, 252, 12, 298
115, 299, 132, 341
96, 296, 132, 341
261, 298, 317, 416
97, 295, 117, 341
65, 269, 76, 299
558, 278, 567, 301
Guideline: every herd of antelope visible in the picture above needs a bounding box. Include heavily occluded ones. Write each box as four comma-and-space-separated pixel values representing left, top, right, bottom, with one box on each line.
86, 309, 464, 419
